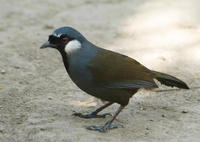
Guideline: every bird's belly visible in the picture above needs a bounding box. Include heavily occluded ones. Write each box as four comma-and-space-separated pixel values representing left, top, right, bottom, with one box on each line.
68, 67, 133, 105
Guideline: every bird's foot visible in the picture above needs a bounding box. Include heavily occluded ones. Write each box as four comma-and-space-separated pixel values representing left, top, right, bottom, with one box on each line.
73, 112, 111, 119
86, 121, 121, 132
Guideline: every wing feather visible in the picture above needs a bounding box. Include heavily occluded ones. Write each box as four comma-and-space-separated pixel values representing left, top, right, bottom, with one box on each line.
87, 47, 157, 89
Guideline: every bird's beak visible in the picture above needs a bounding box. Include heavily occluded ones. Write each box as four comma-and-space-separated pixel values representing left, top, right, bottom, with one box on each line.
40, 41, 56, 49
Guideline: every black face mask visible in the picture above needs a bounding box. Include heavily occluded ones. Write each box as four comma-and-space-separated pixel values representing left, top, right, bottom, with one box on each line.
48, 35, 61, 44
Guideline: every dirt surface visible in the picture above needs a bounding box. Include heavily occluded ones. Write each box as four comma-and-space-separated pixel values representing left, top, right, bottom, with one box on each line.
0, 0, 200, 142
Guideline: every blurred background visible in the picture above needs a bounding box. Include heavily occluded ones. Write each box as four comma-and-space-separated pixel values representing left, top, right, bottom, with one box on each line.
0, 0, 200, 142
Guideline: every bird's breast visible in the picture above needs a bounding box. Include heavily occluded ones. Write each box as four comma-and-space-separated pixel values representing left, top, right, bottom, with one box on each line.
66, 46, 98, 91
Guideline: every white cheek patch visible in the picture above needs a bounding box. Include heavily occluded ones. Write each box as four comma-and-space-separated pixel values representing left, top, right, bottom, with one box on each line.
65, 39, 82, 54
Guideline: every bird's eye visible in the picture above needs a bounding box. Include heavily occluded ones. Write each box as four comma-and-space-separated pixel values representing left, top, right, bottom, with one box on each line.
61, 37, 69, 43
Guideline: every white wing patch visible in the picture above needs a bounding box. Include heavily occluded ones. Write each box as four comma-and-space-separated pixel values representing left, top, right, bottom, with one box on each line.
65, 40, 82, 54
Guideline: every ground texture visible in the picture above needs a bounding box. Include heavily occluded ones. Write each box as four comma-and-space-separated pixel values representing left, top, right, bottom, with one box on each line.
0, 0, 200, 142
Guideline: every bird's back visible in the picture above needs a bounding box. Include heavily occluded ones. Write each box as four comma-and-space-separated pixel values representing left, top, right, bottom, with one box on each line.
87, 46, 158, 90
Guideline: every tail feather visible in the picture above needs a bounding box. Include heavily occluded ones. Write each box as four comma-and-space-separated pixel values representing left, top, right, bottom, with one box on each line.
152, 71, 189, 89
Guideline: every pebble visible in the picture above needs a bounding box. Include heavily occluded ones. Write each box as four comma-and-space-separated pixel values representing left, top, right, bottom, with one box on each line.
181, 110, 188, 113
13, 66, 20, 69
162, 114, 166, 117
0, 69, 6, 74
146, 127, 150, 130
44, 24, 54, 29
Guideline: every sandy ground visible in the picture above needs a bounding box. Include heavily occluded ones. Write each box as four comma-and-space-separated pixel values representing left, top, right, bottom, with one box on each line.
0, 0, 200, 141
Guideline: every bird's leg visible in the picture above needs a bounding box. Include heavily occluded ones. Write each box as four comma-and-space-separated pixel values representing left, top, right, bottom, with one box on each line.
86, 105, 125, 132
73, 102, 113, 119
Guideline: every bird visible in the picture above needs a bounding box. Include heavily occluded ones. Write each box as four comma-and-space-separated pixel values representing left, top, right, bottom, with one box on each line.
40, 26, 189, 132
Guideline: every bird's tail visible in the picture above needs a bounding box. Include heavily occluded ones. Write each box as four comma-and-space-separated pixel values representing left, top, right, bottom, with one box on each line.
152, 70, 189, 89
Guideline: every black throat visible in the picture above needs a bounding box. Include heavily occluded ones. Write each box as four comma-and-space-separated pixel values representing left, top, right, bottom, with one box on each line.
58, 48, 69, 72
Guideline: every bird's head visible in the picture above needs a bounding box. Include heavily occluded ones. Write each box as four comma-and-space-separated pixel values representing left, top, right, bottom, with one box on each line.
40, 27, 86, 52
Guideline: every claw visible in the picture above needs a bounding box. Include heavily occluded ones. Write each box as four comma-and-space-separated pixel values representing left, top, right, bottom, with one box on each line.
73, 112, 111, 119
86, 124, 120, 132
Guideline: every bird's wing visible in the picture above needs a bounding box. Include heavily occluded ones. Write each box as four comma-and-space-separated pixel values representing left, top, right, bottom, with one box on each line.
87, 47, 157, 90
